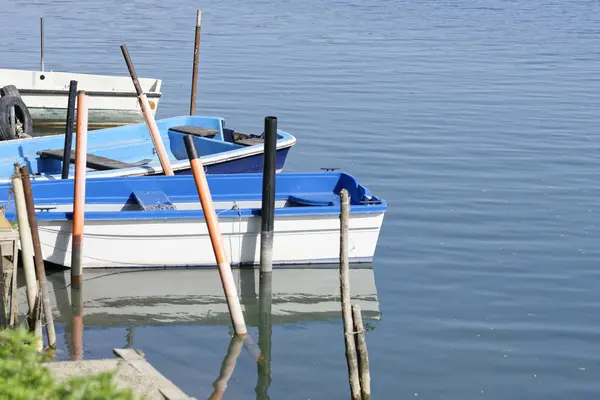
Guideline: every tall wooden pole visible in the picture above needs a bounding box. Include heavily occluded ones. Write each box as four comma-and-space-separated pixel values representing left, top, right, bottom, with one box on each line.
120, 44, 174, 176
184, 135, 247, 335
340, 189, 361, 400
71, 91, 88, 285
21, 166, 56, 349
189, 10, 202, 115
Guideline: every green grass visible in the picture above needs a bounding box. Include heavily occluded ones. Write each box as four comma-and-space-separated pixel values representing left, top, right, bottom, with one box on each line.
0, 327, 139, 400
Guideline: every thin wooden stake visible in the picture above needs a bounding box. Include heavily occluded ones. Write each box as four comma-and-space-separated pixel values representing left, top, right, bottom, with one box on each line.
340, 189, 360, 400
71, 91, 88, 284
189, 10, 202, 115
184, 135, 247, 335
21, 166, 56, 349
352, 304, 371, 400
120, 44, 174, 176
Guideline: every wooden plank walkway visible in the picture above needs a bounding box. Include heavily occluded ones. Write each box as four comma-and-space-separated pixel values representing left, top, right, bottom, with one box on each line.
46, 348, 196, 400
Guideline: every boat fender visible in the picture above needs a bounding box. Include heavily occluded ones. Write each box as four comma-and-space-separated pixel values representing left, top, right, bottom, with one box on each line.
0, 95, 33, 141
0, 85, 22, 98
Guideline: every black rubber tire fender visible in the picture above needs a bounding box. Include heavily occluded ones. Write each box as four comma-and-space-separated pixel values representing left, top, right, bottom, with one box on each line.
0, 85, 21, 98
0, 95, 33, 141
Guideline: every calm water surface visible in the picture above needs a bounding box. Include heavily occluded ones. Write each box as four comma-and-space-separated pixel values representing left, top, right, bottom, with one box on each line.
3, 0, 600, 398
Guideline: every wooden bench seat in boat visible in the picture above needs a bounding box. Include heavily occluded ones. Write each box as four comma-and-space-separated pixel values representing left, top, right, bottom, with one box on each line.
37, 149, 152, 171
169, 126, 219, 138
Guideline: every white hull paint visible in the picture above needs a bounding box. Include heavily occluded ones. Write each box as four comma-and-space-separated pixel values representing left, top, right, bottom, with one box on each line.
0, 69, 161, 127
36, 212, 385, 268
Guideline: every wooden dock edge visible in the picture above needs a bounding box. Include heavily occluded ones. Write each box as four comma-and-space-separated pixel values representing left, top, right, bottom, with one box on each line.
112, 348, 195, 400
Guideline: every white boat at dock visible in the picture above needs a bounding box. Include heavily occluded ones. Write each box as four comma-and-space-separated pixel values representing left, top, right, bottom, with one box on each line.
0, 68, 161, 128
0, 172, 387, 269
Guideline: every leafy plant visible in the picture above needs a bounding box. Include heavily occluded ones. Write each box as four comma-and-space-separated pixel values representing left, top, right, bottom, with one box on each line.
0, 327, 139, 400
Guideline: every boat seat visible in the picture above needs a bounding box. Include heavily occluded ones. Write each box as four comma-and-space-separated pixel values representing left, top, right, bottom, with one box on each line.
37, 149, 152, 171
130, 191, 176, 211
287, 194, 337, 207
169, 126, 219, 138
232, 132, 264, 146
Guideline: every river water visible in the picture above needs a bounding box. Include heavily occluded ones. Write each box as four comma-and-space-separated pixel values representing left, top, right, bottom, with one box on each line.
2, 0, 600, 398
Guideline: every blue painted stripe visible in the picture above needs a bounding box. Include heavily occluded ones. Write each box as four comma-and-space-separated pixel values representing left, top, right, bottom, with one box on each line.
0, 172, 387, 222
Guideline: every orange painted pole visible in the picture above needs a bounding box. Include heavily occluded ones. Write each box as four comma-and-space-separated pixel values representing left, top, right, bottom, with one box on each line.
71, 91, 88, 285
120, 44, 174, 176
184, 135, 247, 335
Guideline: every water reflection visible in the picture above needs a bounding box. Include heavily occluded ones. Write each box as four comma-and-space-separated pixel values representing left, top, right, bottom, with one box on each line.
15, 265, 380, 395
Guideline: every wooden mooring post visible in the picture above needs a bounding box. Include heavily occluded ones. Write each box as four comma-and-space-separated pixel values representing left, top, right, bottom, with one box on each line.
260, 116, 277, 274
71, 91, 88, 284
189, 9, 202, 115
339, 189, 371, 400
21, 166, 57, 350
184, 135, 247, 336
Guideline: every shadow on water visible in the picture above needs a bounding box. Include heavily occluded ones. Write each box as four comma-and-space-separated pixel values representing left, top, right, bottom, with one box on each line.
13, 264, 379, 397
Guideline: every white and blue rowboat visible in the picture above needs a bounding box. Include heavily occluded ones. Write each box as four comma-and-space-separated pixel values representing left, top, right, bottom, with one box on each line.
0, 172, 386, 269
0, 115, 296, 183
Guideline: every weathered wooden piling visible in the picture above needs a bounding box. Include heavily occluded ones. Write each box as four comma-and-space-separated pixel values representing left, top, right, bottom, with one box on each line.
61, 80, 78, 179
352, 304, 371, 400
71, 91, 88, 284
260, 116, 277, 274
11, 167, 38, 316
189, 9, 202, 115
339, 189, 361, 400
120, 44, 174, 176
40, 17, 44, 71
21, 166, 56, 349
184, 135, 247, 336
208, 334, 244, 400
70, 280, 84, 361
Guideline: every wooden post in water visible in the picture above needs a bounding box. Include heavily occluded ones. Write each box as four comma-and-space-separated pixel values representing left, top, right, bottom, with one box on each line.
352, 304, 371, 400
189, 9, 202, 115
184, 135, 247, 335
208, 334, 245, 400
260, 116, 277, 273
120, 44, 174, 176
70, 280, 84, 360
11, 167, 38, 318
21, 166, 56, 349
340, 189, 361, 400
71, 91, 88, 285
40, 17, 44, 71
61, 80, 78, 179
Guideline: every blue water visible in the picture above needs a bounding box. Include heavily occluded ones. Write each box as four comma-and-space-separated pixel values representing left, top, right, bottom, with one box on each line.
3, 0, 600, 398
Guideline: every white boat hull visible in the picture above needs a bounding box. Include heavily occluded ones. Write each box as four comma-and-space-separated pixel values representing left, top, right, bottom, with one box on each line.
36, 212, 385, 268
0, 69, 161, 127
